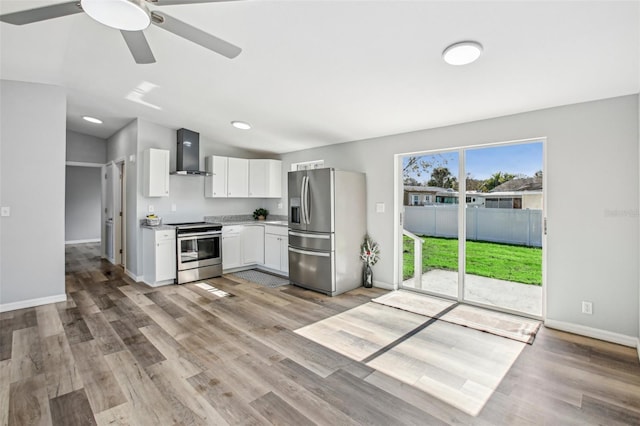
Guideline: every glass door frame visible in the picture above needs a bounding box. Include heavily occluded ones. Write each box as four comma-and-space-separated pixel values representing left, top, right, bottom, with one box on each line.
396, 137, 547, 321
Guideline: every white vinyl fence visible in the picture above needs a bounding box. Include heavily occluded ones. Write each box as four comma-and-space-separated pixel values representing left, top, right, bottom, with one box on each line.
404, 206, 543, 247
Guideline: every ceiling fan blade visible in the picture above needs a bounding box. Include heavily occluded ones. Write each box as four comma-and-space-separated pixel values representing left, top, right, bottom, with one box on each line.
151, 12, 241, 59
151, 0, 243, 5
121, 30, 156, 64
0, 1, 82, 25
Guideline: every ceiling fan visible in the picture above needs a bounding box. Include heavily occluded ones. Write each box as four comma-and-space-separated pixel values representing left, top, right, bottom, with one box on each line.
0, 0, 242, 64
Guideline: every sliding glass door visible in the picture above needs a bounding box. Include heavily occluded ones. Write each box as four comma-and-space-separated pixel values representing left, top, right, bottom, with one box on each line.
400, 140, 544, 318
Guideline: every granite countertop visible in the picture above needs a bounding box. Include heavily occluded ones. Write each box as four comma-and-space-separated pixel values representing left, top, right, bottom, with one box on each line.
205, 214, 288, 227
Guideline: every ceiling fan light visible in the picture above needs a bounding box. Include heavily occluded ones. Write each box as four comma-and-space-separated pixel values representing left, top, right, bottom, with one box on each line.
442, 41, 483, 66
81, 0, 150, 31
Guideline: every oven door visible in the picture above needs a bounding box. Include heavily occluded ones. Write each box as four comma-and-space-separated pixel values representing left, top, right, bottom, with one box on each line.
177, 233, 222, 271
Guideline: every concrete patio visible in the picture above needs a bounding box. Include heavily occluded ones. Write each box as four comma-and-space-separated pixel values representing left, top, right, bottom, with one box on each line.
402, 269, 542, 317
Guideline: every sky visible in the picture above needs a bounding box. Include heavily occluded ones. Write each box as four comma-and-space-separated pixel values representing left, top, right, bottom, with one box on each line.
403, 141, 543, 183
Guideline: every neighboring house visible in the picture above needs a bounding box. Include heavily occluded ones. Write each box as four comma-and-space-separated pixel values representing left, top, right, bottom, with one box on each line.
488, 177, 544, 209
403, 185, 446, 206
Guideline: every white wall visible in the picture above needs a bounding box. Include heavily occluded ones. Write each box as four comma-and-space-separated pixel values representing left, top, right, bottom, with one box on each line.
65, 166, 102, 243
0, 80, 66, 309
66, 130, 107, 164
278, 95, 639, 340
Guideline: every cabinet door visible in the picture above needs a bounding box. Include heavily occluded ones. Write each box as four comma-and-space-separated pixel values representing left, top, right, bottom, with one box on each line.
279, 237, 289, 274
249, 159, 267, 198
227, 157, 249, 197
264, 233, 281, 270
156, 238, 176, 281
204, 156, 227, 198
144, 148, 170, 197
241, 225, 264, 265
222, 234, 241, 269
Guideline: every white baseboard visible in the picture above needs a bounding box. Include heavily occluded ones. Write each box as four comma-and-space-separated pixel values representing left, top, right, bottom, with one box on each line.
0, 294, 67, 312
373, 280, 395, 290
142, 279, 175, 288
544, 319, 638, 348
65, 239, 100, 245
125, 268, 142, 282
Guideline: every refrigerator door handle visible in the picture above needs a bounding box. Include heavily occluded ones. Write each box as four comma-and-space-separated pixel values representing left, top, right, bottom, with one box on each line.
303, 175, 311, 224
289, 231, 330, 239
300, 175, 308, 225
289, 247, 331, 257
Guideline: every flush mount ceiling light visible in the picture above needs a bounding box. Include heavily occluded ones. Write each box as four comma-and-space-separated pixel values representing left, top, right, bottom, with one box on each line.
82, 116, 103, 124
80, 0, 150, 31
231, 121, 252, 130
442, 41, 483, 66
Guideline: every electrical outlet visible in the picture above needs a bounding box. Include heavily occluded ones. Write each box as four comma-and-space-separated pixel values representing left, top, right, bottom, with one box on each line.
171, 203, 177, 212
148, 205, 154, 213
581, 301, 593, 315
1, 206, 10, 217
277, 202, 283, 209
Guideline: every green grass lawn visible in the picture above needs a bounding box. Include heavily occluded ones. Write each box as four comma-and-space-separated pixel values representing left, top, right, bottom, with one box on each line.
403, 236, 542, 285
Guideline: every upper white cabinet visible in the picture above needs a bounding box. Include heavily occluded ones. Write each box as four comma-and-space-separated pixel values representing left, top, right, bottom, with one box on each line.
204, 155, 227, 198
143, 148, 170, 197
249, 159, 282, 198
227, 157, 249, 197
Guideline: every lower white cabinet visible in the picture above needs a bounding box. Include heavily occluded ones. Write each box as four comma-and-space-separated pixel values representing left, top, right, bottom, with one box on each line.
222, 226, 242, 270
263, 225, 288, 275
143, 227, 176, 286
241, 225, 264, 265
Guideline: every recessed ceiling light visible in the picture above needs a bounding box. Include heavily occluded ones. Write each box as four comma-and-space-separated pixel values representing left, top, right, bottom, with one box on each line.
82, 116, 103, 124
81, 0, 151, 31
231, 121, 251, 130
442, 41, 483, 66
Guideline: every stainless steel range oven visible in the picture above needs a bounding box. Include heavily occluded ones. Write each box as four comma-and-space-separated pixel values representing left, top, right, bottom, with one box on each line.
171, 222, 223, 284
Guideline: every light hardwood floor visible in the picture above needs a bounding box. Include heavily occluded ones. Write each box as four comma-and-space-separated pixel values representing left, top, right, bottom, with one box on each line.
1, 243, 639, 425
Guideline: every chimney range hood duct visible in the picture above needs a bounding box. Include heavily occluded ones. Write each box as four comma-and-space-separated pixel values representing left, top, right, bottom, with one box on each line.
172, 128, 210, 176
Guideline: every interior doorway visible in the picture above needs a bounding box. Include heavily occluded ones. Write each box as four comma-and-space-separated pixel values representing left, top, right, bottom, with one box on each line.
102, 160, 126, 268
398, 139, 545, 319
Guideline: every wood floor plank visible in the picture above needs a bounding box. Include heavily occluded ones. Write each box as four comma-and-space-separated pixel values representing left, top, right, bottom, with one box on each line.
249, 391, 315, 426
41, 333, 83, 399
82, 312, 126, 355
10, 326, 44, 383
69, 340, 127, 414
0, 359, 11, 426
187, 370, 270, 425
56, 307, 93, 345
104, 350, 181, 425
109, 319, 165, 368
0, 318, 13, 361
35, 304, 65, 339
8, 374, 52, 426
49, 388, 97, 426
93, 402, 132, 426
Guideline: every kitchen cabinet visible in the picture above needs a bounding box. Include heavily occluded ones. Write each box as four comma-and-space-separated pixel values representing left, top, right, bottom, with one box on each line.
143, 148, 170, 197
227, 157, 249, 197
241, 225, 264, 265
143, 227, 176, 286
222, 226, 242, 270
249, 159, 282, 198
263, 225, 288, 275
204, 155, 227, 198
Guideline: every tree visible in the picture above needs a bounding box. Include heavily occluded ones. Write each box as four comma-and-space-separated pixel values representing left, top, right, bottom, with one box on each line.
480, 171, 516, 192
427, 167, 457, 189
402, 154, 448, 183
465, 173, 483, 191
403, 176, 421, 186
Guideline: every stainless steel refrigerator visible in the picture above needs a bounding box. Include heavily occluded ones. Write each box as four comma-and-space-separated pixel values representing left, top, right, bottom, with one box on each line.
288, 168, 366, 296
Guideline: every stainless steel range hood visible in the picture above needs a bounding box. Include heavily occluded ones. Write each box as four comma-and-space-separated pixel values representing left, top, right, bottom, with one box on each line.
172, 128, 210, 176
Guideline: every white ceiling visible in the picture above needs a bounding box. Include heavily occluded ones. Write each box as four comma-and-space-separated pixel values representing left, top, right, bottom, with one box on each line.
1, 1, 638, 154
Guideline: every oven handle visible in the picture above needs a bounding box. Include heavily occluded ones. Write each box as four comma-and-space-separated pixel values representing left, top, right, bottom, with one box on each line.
177, 231, 222, 238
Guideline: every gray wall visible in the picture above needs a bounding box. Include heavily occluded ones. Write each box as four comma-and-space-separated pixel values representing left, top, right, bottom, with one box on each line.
65, 166, 101, 242
0, 80, 66, 307
277, 95, 639, 339
66, 130, 107, 164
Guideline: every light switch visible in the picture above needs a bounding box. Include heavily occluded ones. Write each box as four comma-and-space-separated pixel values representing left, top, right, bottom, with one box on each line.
1, 206, 10, 217
376, 202, 385, 213
277, 202, 283, 209
148, 205, 154, 213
